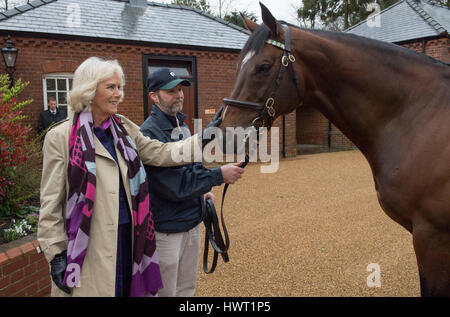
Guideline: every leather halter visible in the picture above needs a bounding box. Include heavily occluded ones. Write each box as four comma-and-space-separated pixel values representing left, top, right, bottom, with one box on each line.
223, 24, 303, 129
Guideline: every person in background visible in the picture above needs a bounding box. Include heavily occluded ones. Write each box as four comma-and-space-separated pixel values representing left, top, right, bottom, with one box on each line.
37, 96, 67, 139
141, 68, 244, 297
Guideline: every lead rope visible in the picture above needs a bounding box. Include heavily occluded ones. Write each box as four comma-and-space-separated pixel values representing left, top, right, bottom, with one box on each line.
203, 153, 249, 274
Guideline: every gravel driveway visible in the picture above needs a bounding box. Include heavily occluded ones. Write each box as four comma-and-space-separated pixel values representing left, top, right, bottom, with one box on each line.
195, 150, 420, 297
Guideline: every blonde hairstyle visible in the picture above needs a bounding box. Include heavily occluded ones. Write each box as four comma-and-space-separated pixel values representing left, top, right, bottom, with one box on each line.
68, 57, 125, 113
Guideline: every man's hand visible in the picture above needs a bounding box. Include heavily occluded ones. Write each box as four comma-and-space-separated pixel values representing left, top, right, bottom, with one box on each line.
50, 250, 71, 294
202, 106, 224, 147
204, 192, 216, 205
220, 162, 245, 184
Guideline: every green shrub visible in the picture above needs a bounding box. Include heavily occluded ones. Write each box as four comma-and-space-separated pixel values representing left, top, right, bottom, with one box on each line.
24, 212, 39, 232
0, 74, 39, 218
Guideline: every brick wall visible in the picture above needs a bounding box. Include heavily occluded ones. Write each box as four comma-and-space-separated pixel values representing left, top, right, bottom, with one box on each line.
296, 105, 329, 146
0, 240, 50, 297
263, 111, 297, 158
330, 124, 355, 149
296, 105, 355, 150
402, 37, 450, 64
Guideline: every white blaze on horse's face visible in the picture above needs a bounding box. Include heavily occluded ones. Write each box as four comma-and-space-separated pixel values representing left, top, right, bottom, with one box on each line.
241, 50, 255, 68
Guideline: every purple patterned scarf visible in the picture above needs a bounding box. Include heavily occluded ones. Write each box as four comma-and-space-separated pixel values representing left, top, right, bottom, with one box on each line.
64, 111, 163, 296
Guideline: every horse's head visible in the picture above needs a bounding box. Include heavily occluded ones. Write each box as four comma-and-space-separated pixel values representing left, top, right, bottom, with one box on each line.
220, 3, 304, 132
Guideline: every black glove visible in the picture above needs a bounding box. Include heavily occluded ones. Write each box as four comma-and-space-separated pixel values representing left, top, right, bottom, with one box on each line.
50, 250, 71, 294
202, 106, 224, 147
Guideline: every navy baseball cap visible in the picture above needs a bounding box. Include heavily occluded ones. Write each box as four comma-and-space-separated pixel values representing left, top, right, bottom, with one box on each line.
146, 68, 191, 92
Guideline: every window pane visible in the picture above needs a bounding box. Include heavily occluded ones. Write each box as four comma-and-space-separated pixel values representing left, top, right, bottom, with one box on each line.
58, 105, 68, 114
47, 92, 56, 101
44, 76, 73, 110
46, 78, 56, 91
58, 92, 67, 105
57, 79, 67, 90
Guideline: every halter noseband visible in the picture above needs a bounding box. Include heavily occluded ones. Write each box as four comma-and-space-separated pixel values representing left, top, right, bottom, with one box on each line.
223, 24, 303, 129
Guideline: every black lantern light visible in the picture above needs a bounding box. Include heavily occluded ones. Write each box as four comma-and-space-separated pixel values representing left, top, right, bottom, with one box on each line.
2, 35, 18, 88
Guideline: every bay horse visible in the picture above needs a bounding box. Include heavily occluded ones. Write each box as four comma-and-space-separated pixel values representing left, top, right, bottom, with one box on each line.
220, 3, 450, 296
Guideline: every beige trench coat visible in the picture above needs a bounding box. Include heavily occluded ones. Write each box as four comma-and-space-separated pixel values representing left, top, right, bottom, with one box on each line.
37, 113, 201, 297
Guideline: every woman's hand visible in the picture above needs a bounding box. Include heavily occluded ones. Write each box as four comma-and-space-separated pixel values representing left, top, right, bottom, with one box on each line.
50, 250, 71, 294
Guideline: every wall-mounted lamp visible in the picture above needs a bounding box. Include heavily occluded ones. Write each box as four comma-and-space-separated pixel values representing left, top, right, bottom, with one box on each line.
1, 35, 18, 88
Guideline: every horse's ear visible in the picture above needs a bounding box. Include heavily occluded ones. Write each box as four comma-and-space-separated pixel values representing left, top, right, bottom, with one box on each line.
260, 2, 278, 36
240, 12, 259, 33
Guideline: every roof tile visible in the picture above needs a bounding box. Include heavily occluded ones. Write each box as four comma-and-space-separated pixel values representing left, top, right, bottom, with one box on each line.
2, 8, 20, 17
346, 0, 449, 43
28, 0, 45, 8
15, 4, 33, 13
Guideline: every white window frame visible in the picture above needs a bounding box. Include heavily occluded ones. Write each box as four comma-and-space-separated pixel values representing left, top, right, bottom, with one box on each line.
42, 73, 73, 111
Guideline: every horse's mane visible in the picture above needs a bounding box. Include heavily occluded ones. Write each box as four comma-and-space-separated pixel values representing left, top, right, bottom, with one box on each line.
240, 22, 448, 69
306, 27, 448, 68
292, 24, 449, 69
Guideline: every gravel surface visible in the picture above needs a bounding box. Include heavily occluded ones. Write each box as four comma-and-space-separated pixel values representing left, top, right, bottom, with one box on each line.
196, 150, 420, 297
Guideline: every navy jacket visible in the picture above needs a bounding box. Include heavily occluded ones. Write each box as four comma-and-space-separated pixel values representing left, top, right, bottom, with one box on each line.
38, 108, 67, 136
140, 104, 223, 233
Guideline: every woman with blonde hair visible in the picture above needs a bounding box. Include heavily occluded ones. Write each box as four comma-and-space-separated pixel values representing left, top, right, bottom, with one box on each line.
38, 57, 220, 297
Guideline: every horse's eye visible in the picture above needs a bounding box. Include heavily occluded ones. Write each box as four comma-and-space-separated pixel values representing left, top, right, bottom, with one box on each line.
256, 63, 272, 74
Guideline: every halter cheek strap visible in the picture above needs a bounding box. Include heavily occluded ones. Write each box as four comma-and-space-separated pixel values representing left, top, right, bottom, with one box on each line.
281, 25, 303, 106
263, 25, 303, 127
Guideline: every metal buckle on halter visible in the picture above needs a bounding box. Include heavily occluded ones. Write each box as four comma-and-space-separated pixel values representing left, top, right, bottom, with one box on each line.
282, 54, 296, 67
265, 98, 276, 117
289, 54, 296, 63
251, 116, 265, 129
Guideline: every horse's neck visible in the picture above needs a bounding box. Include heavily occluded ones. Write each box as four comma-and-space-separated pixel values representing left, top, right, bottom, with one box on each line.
293, 30, 445, 159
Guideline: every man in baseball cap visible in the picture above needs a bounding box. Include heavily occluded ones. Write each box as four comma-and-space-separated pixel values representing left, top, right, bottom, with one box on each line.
139, 68, 244, 297
145, 68, 191, 117
144, 67, 223, 144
